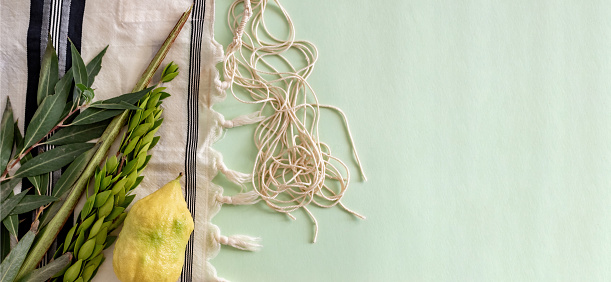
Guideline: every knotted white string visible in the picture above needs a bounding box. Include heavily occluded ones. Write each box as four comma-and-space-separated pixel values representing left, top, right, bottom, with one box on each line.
223, 0, 367, 242
215, 231, 262, 251
216, 158, 252, 185
219, 111, 265, 128
216, 191, 260, 205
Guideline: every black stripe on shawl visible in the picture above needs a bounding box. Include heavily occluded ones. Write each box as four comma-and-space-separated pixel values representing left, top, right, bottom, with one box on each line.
182, 0, 206, 280
21, 0, 45, 239
24, 0, 86, 263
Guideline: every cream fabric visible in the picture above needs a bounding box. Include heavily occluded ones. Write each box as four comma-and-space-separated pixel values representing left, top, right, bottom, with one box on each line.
82, 0, 227, 280
1, 0, 243, 280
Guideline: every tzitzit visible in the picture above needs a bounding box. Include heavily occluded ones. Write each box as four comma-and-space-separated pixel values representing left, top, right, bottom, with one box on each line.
222, 0, 367, 242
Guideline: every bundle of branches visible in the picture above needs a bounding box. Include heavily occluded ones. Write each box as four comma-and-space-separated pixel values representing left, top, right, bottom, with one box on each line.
0, 8, 191, 282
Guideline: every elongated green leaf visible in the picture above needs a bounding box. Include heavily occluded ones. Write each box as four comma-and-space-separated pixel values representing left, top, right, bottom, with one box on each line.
54, 69, 73, 101
0, 97, 14, 175
70, 108, 124, 126
1, 226, 9, 263
9, 195, 58, 215
45, 121, 108, 146
159, 92, 171, 100
104, 86, 156, 105
69, 40, 88, 89
16, 252, 72, 282
17, 150, 46, 197
37, 35, 59, 105
13, 122, 23, 152
149, 136, 161, 150
86, 46, 108, 87
53, 147, 96, 198
2, 215, 18, 239
0, 228, 36, 282
22, 93, 67, 150
89, 101, 141, 110
0, 189, 28, 224
13, 143, 94, 179
28, 173, 48, 198
1, 179, 20, 203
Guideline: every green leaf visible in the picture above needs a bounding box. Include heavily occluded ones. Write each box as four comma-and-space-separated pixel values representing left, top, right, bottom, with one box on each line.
161, 62, 179, 83
0, 229, 36, 282
9, 195, 58, 215
0, 189, 29, 222
69, 39, 88, 89
2, 215, 19, 240
104, 236, 117, 249
70, 108, 124, 126
54, 69, 73, 101
89, 101, 141, 110
97, 195, 114, 218
149, 136, 161, 150
80, 196, 95, 221
77, 239, 95, 261
13, 122, 23, 152
119, 194, 136, 209
53, 147, 96, 199
1, 179, 20, 203
85, 46, 108, 87
75, 84, 95, 104
88, 218, 105, 240
94, 191, 111, 208
22, 93, 67, 150
73, 230, 86, 257
0, 97, 15, 175
159, 92, 171, 100
131, 123, 152, 138
130, 176, 145, 192
77, 217, 95, 241
103, 86, 156, 105
16, 252, 72, 282
37, 35, 60, 105
45, 121, 108, 145
40, 148, 96, 228
62, 259, 82, 282
161, 72, 178, 83
122, 137, 139, 156
13, 143, 94, 178
1, 226, 10, 263
105, 156, 118, 174
106, 207, 125, 222
28, 173, 48, 198
63, 226, 77, 253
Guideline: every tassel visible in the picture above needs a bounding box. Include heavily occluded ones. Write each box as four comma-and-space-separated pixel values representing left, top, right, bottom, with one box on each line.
217, 160, 251, 185
219, 111, 265, 128
217, 191, 260, 205
215, 80, 231, 92
217, 234, 262, 251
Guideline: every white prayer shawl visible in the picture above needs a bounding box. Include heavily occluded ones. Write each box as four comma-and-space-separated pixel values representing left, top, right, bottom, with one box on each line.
0, 0, 251, 280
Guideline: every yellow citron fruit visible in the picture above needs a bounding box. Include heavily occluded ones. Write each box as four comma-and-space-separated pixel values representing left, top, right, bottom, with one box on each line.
113, 174, 194, 282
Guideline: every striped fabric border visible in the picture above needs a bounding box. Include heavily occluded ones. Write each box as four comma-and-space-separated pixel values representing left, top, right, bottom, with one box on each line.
25, 0, 85, 265
182, 0, 206, 280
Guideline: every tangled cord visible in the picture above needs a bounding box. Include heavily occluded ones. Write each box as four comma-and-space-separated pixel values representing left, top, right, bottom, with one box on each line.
223, 0, 367, 242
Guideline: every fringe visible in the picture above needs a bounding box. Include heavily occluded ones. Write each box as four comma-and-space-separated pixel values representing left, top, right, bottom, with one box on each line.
217, 233, 262, 251
217, 191, 260, 205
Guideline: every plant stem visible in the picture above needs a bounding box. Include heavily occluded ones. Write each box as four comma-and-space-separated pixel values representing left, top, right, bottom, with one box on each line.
0, 105, 84, 181
14, 7, 192, 280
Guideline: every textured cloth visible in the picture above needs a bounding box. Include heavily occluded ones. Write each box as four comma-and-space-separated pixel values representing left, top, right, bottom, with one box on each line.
0, 0, 232, 280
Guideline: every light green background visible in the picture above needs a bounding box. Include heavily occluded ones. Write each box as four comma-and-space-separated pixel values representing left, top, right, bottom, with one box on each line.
211, 1, 611, 281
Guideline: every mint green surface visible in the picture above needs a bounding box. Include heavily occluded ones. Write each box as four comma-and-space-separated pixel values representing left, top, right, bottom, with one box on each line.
212, 1, 611, 281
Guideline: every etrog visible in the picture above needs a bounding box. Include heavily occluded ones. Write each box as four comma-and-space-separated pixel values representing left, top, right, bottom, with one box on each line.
113, 175, 194, 282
